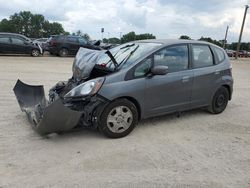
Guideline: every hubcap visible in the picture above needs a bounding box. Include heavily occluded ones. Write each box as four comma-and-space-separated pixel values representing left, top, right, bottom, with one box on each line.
216, 94, 226, 107
32, 50, 39, 56
107, 106, 133, 133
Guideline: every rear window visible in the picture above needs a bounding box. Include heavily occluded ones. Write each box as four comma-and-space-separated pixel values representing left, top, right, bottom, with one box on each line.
212, 46, 225, 63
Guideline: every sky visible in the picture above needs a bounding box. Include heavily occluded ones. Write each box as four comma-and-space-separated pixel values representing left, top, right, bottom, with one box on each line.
0, 0, 249, 42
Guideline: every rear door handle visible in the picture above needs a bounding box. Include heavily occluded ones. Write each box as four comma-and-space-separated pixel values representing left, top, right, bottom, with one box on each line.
182, 76, 190, 82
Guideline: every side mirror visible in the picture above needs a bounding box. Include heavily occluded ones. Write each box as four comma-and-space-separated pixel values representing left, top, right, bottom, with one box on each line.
151, 65, 168, 75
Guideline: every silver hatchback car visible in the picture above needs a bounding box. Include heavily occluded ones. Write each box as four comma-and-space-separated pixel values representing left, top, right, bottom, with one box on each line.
14, 39, 233, 138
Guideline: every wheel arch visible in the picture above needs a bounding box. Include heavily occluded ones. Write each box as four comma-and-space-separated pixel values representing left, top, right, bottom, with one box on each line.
114, 96, 142, 120
222, 84, 232, 100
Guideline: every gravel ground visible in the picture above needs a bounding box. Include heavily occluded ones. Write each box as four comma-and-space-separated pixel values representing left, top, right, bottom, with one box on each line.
0, 56, 250, 188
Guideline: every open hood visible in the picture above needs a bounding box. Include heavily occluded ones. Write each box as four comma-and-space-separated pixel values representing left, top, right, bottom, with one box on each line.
72, 48, 104, 81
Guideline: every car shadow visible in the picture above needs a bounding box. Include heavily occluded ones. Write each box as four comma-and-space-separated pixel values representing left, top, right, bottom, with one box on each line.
43, 108, 209, 141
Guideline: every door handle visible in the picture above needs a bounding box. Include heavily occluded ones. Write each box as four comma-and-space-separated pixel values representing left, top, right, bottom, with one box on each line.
182, 76, 190, 82
215, 70, 220, 75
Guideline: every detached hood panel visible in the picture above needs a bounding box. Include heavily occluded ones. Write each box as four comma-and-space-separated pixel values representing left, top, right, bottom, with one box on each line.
72, 47, 105, 81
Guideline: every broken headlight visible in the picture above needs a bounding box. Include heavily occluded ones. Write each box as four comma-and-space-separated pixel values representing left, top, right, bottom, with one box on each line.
64, 77, 105, 98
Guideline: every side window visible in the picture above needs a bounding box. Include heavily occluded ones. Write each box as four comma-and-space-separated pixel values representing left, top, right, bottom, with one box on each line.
67, 37, 78, 43
212, 46, 225, 63
134, 58, 152, 77
11, 38, 25, 45
192, 45, 214, 68
0, 37, 10, 43
79, 38, 87, 45
154, 45, 188, 73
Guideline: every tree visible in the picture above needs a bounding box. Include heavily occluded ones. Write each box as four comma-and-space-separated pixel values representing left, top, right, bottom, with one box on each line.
121, 31, 137, 43
121, 31, 156, 43
74, 30, 90, 40
82, 33, 90, 41
0, 11, 68, 38
103, 37, 120, 44
0, 19, 15, 33
179, 35, 191, 40
199, 37, 223, 47
43, 21, 65, 37
75, 30, 83, 36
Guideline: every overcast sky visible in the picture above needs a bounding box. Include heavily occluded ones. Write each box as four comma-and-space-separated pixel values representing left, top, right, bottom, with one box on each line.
0, 0, 249, 42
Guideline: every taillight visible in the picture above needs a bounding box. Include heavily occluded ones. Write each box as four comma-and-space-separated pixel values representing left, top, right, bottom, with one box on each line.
50, 41, 57, 47
229, 61, 232, 75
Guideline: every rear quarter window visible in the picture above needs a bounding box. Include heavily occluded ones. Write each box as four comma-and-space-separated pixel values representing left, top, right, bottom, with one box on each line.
212, 46, 225, 64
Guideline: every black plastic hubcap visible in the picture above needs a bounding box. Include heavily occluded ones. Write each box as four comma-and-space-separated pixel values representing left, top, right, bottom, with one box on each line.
216, 94, 225, 107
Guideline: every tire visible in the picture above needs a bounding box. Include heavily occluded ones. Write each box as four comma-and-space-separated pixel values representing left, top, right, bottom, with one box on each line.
59, 48, 69, 57
98, 99, 138, 138
31, 49, 40, 57
208, 87, 229, 114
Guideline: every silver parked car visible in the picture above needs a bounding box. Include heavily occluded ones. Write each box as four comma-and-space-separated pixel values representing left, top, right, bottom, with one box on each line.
14, 39, 233, 138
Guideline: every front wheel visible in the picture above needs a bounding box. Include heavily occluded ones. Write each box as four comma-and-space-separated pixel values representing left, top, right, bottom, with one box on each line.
98, 99, 138, 138
208, 87, 229, 114
31, 49, 40, 57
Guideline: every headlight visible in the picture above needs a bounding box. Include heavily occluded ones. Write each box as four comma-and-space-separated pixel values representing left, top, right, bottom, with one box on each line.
64, 77, 105, 98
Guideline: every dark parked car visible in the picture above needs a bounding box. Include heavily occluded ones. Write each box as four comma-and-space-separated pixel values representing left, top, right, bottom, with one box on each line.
47, 35, 101, 57
226, 49, 235, 57
0, 32, 42, 56
14, 39, 233, 138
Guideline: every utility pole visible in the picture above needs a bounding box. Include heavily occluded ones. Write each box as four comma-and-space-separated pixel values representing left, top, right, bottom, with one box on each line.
108, 32, 110, 44
119, 32, 122, 44
101, 28, 104, 43
223, 25, 229, 49
235, 5, 249, 59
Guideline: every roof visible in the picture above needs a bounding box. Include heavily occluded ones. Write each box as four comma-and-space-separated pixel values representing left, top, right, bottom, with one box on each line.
0, 32, 31, 41
136, 39, 211, 45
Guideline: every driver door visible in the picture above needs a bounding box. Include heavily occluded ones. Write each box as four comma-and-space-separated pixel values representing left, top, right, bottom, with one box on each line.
144, 44, 193, 117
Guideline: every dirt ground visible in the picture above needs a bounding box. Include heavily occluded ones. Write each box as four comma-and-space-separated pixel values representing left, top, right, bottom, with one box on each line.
0, 56, 250, 188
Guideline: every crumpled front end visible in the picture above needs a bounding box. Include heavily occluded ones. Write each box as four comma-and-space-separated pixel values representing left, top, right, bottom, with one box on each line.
13, 48, 112, 135
13, 80, 82, 135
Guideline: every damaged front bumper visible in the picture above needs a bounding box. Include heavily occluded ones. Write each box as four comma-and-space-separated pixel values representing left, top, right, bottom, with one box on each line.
13, 80, 106, 135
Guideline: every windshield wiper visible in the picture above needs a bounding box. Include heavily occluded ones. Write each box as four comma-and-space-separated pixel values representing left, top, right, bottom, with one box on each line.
118, 45, 139, 69
104, 44, 138, 70
120, 43, 135, 49
105, 50, 118, 69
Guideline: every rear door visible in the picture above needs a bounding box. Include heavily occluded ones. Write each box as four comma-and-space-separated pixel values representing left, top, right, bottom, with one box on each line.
0, 36, 11, 53
10, 37, 28, 54
190, 44, 218, 107
66, 37, 80, 54
144, 44, 194, 117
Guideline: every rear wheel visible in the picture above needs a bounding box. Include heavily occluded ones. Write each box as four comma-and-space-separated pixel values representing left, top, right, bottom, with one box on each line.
59, 48, 69, 57
31, 49, 40, 57
208, 87, 229, 114
98, 99, 138, 138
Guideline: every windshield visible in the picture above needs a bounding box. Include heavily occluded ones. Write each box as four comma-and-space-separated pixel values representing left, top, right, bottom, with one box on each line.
96, 42, 162, 70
